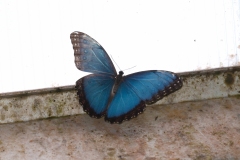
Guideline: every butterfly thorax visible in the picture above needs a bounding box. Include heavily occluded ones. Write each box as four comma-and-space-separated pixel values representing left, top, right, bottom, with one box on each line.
112, 71, 124, 95
107, 71, 124, 107
114, 71, 124, 91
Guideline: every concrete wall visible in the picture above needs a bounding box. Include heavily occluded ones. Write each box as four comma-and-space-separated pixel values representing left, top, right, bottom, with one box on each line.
0, 67, 240, 159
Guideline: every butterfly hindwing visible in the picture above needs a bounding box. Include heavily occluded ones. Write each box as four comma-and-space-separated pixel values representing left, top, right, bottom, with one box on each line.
105, 80, 146, 123
70, 31, 117, 75
76, 74, 115, 118
105, 70, 182, 123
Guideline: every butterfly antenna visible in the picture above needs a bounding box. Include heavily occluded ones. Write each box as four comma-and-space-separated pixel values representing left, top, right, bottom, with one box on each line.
110, 55, 122, 71
110, 55, 136, 72
123, 65, 136, 72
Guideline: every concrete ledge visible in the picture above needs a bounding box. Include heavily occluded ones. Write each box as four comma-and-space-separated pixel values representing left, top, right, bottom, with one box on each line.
0, 66, 240, 124
0, 97, 239, 159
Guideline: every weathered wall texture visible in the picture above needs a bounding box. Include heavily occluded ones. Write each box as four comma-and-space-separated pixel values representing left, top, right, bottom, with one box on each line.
0, 67, 240, 124
0, 67, 240, 159
0, 97, 239, 159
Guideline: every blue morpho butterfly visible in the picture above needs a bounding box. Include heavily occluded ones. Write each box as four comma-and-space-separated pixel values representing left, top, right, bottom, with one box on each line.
70, 31, 182, 124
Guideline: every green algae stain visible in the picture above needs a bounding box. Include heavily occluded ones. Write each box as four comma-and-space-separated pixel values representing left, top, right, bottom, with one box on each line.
3, 105, 8, 111
224, 73, 235, 86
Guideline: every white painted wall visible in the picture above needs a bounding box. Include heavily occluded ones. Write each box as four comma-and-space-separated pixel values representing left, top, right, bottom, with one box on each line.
0, 0, 239, 93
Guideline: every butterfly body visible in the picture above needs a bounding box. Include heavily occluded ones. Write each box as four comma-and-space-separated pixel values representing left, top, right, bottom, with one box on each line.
70, 31, 182, 124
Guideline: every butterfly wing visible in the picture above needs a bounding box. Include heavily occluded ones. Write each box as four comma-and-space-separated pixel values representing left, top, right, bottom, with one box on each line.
76, 74, 115, 118
70, 31, 117, 75
71, 31, 117, 118
105, 70, 182, 123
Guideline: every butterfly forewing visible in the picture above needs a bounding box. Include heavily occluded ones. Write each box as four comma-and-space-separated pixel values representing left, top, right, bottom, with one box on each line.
70, 32, 117, 75
125, 70, 182, 104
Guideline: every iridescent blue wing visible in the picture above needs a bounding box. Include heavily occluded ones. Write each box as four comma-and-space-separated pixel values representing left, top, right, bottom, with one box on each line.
105, 70, 182, 123
70, 31, 183, 124
76, 74, 115, 118
70, 31, 117, 75
71, 32, 117, 119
